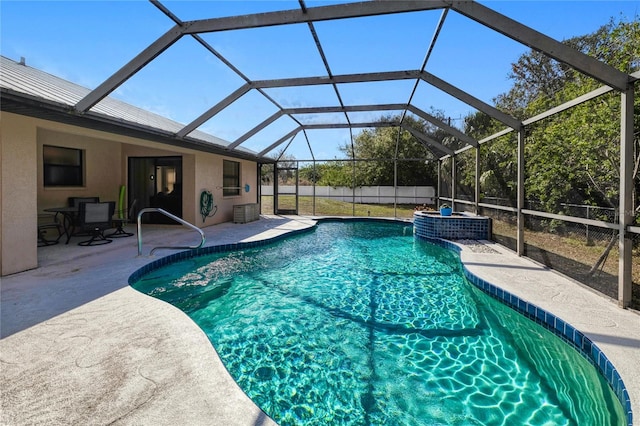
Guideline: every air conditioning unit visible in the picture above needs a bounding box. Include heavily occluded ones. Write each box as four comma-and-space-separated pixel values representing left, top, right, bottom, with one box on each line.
233, 203, 259, 224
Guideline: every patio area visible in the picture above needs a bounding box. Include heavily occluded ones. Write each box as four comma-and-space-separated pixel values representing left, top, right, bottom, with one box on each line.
1, 216, 639, 425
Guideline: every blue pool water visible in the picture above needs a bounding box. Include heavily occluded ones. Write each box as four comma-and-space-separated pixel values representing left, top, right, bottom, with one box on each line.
131, 221, 626, 425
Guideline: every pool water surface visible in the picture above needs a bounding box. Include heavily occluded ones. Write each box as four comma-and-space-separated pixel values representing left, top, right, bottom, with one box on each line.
131, 221, 625, 425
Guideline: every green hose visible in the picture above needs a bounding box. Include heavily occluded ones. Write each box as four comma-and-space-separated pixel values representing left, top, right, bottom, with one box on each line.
200, 190, 218, 223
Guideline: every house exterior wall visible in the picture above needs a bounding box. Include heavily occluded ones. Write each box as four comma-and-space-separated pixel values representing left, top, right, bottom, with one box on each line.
1, 113, 38, 275
0, 112, 259, 276
37, 128, 123, 211
195, 155, 258, 226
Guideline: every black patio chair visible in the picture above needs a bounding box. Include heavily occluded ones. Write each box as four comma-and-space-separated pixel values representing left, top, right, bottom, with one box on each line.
76, 201, 115, 246
37, 213, 62, 247
107, 199, 137, 238
67, 196, 100, 238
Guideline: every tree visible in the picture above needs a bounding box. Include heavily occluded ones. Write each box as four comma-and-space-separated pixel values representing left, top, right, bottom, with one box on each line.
495, 19, 639, 118
519, 20, 640, 214
297, 114, 442, 188
458, 111, 518, 205
261, 148, 298, 185
465, 18, 640, 213
337, 114, 441, 186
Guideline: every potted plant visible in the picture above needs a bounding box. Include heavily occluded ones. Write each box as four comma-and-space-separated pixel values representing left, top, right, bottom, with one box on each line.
440, 203, 452, 216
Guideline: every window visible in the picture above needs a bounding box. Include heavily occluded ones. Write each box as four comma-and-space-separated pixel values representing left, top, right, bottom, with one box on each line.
43, 145, 84, 187
223, 160, 240, 196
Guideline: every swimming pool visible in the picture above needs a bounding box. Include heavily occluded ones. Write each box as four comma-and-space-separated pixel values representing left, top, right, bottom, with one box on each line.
131, 220, 627, 425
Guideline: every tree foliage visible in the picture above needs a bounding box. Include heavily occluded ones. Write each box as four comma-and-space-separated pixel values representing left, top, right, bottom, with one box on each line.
463, 18, 640, 215
298, 114, 441, 187
261, 148, 298, 185
495, 19, 639, 118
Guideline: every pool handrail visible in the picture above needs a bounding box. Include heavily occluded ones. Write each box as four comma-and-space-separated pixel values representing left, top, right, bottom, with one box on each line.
136, 207, 205, 256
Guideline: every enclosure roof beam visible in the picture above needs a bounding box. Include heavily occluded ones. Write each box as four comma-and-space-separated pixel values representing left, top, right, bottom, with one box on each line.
178, 69, 518, 142
299, 0, 352, 139
252, 69, 521, 131
228, 111, 284, 150
150, 0, 306, 144
301, 129, 316, 162
523, 69, 640, 126
282, 104, 407, 115
286, 103, 479, 149
402, 124, 454, 156
450, 1, 631, 91
400, 8, 449, 127
451, 69, 640, 158
231, 102, 480, 153
176, 83, 251, 138
228, 104, 411, 151
419, 71, 521, 129
253, 70, 421, 89
183, 1, 448, 34
258, 127, 302, 157
74, 24, 186, 113
406, 104, 478, 147
177, 73, 418, 140
229, 104, 411, 150
303, 122, 398, 130
276, 133, 299, 162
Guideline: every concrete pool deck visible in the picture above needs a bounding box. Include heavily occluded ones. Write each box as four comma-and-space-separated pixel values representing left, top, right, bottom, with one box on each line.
1, 215, 638, 425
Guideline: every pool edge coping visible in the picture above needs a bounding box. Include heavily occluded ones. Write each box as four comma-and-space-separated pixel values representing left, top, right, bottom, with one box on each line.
420, 235, 633, 426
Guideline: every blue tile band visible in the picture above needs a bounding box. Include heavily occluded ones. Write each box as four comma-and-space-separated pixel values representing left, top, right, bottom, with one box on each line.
418, 234, 633, 426
413, 211, 491, 240
128, 225, 317, 285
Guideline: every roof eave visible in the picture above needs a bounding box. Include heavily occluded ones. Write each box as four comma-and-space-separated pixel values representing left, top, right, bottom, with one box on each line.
1, 89, 273, 163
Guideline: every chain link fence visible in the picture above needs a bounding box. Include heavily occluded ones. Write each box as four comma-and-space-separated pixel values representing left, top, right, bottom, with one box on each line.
476, 200, 640, 309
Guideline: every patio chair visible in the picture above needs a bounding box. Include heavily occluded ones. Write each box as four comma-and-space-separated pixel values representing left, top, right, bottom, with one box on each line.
76, 201, 115, 246
107, 199, 137, 238
67, 196, 100, 238
37, 213, 62, 247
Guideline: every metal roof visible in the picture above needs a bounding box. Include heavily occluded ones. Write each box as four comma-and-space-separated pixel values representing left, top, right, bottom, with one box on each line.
0, 55, 264, 159
1, 1, 636, 163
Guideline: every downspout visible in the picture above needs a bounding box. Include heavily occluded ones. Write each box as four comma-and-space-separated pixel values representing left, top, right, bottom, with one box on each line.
257, 163, 262, 207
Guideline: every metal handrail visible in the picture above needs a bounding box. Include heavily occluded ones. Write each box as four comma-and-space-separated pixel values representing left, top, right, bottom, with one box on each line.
137, 207, 205, 256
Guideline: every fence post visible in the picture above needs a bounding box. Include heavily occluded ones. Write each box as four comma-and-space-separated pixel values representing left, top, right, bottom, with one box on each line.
618, 85, 634, 308
517, 127, 525, 256
585, 205, 593, 246
475, 146, 480, 215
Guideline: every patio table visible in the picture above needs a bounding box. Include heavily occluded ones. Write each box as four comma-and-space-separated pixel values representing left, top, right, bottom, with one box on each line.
43, 206, 77, 244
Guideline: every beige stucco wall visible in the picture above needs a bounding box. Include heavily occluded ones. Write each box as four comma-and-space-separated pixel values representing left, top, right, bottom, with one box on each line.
1, 112, 259, 276
195, 155, 258, 225
1, 113, 38, 275
117, 145, 257, 225
37, 128, 123, 211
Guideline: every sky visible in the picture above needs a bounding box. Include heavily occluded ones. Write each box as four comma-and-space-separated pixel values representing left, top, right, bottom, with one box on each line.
1, 0, 638, 161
